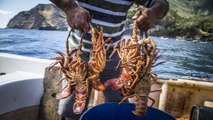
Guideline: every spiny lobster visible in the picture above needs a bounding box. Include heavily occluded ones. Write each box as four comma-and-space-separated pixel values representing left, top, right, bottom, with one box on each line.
106, 20, 164, 116
87, 26, 112, 91
49, 31, 89, 114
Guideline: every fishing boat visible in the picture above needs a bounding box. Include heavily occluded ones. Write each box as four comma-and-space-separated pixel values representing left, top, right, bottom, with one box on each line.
0, 53, 52, 120
0, 52, 213, 120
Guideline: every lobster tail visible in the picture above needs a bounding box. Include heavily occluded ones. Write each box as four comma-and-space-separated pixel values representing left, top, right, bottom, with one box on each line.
132, 96, 148, 116
73, 84, 88, 114
73, 94, 86, 114
49, 31, 89, 115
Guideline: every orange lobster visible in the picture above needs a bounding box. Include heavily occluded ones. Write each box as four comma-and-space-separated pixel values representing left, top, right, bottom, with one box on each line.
49, 31, 89, 114
87, 27, 111, 91
106, 20, 164, 116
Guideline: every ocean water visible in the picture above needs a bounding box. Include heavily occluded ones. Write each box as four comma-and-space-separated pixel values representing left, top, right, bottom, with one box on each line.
0, 28, 213, 78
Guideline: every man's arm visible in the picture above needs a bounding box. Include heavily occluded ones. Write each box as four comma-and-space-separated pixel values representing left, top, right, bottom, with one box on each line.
50, 0, 77, 11
50, 0, 91, 32
133, 0, 169, 31
150, 0, 169, 19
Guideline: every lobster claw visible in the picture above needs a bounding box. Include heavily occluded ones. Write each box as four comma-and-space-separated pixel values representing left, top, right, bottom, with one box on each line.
105, 78, 123, 90
105, 69, 130, 90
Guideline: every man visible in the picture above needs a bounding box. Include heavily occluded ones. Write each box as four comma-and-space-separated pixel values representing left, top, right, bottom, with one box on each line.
50, 0, 169, 120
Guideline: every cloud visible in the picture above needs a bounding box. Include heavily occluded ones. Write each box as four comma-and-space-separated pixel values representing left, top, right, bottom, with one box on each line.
0, 10, 12, 15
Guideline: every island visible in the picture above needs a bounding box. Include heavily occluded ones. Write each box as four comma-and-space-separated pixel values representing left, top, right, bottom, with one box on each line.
7, 4, 68, 31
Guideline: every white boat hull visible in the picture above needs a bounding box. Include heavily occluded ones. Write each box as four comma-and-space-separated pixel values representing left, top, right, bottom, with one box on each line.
0, 53, 52, 119
0, 53, 213, 120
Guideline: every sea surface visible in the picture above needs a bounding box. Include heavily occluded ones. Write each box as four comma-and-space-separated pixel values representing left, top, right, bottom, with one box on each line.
0, 28, 213, 79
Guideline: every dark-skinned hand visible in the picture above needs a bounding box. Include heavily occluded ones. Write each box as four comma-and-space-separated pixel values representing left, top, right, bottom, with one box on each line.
132, 6, 157, 32
65, 5, 91, 32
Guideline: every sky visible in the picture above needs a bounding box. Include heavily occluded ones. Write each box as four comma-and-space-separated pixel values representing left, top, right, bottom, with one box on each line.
0, 0, 51, 28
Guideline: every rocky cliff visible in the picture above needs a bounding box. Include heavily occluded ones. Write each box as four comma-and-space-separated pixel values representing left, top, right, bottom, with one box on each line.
7, 4, 68, 31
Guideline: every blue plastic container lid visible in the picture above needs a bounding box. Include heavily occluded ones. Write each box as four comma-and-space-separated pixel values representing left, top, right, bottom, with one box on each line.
80, 102, 175, 120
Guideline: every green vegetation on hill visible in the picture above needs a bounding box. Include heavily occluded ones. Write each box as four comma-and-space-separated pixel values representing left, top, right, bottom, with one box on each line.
168, 0, 195, 18
161, 0, 213, 41
126, 0, 213, 41
160, 11, 213, 40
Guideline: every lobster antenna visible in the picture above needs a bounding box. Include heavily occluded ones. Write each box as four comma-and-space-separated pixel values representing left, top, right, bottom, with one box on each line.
89, 23, 94, 29
132, 20, 138, 42
78, 33, 84, 52
66, 30, 72, 56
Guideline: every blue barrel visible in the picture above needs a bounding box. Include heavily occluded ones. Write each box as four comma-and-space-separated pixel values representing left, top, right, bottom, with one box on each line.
80, 102, 175, 120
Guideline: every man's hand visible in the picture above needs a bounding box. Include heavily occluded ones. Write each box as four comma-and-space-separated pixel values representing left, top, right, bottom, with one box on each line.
132, 2, 169, 32
65, 5, 91, 32
132, 6, 156, 32
50, 0, 91, 32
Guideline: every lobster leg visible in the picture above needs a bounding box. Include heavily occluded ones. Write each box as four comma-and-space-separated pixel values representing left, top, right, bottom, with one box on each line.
56, 83, 73, 99
114, 60, 121, 71
108, 46, 118, 59
119, 94, 135, 104
56, 77, 66, 85
147, 96, 155, 107
150, 89, 162, 93
105, 40, 113, 52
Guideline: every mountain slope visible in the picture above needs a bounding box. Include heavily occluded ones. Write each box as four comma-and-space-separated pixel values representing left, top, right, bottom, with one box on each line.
7, 4, 68, 30
160, 0, 213, 41
126, 0, 213, 41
